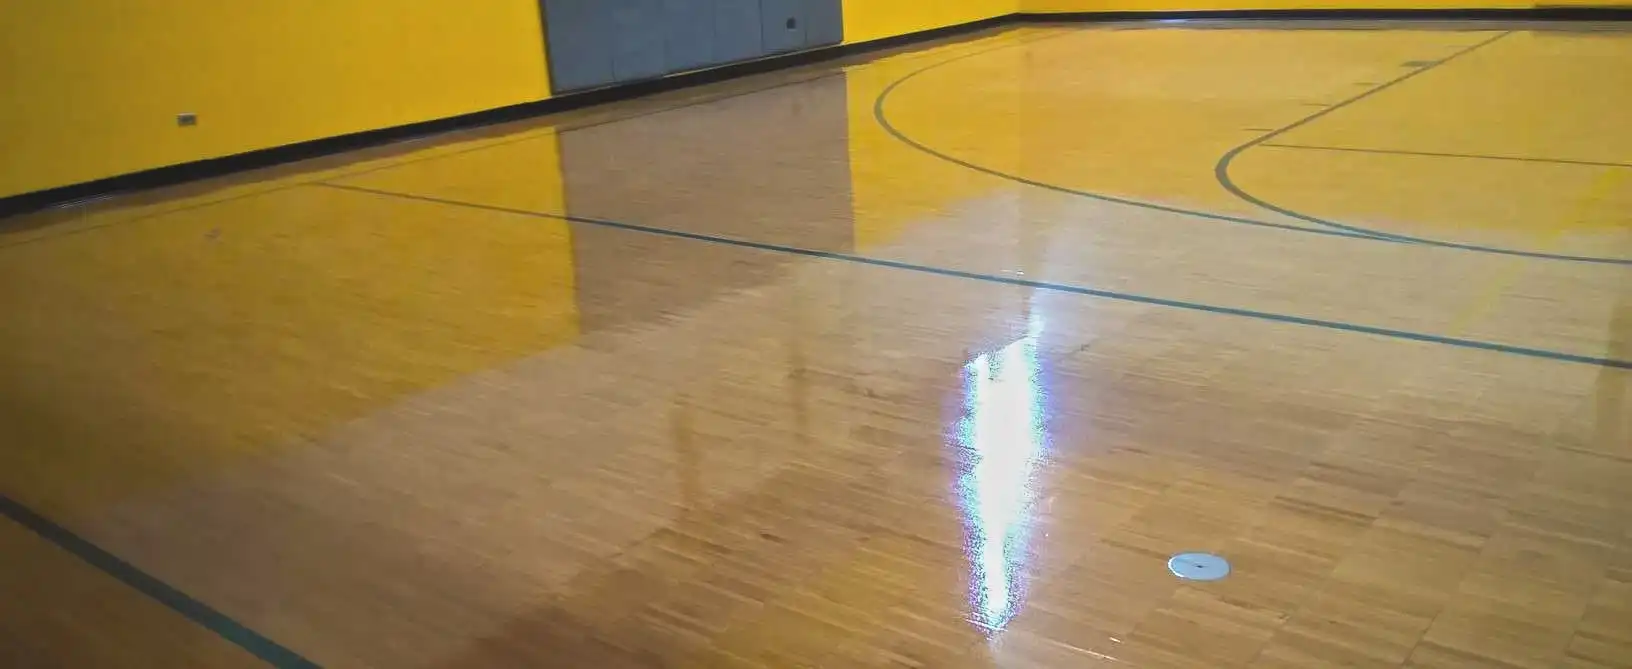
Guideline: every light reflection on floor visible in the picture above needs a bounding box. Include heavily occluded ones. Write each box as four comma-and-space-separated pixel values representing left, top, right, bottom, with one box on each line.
955, 315, 1049, 634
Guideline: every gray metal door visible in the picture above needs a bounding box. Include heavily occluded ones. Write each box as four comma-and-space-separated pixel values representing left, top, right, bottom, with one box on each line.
541, 0, 616, 92
663, 0, 715, 73
759, 0, 805, 54
712, 0, 763, 65
800, 0, 842, 47
610, 0, 668, 82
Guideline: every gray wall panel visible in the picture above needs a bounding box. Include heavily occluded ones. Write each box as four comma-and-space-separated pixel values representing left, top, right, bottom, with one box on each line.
712, 0, 764, 65
541, 0, 616, 92
759, 0, 806, 54
801, 0, 843, 47
610, 0, 668, 82
664, 0, 716, 73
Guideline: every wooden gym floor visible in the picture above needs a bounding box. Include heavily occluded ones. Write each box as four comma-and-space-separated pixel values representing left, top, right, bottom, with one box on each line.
2, 19, 1630, 669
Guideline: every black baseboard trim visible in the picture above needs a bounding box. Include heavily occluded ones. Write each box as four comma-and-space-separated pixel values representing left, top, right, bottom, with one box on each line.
2, 7, 1626, 219
1017, 6, 1632, 21
0, 14, 1009, 220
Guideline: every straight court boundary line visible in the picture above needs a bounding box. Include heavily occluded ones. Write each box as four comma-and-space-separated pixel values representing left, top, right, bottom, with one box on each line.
314, 181, 1632, 371
0, 495, 321, 669
1261, 143, 1632, 169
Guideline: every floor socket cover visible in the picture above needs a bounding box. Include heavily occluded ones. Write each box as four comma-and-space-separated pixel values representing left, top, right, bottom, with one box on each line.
1169, 552, 1230, 581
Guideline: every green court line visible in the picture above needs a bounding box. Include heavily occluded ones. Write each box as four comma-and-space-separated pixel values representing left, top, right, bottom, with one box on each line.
315, 181, 1632, 371
1261, 143, 1632, 169
0, 495, 321, 669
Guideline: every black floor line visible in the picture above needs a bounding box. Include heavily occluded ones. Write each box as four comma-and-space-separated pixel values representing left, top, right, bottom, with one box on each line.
0, 496, 320, 668
1261, 142, 1632, 169
314, 180, 1632, 371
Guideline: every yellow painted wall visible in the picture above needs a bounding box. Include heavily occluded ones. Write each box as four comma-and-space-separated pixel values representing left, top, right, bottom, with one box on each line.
843, 0, 1020, 45
0, 1, 552, 199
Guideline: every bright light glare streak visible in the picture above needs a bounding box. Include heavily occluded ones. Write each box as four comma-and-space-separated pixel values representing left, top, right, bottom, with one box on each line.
957, 325, 1047, 633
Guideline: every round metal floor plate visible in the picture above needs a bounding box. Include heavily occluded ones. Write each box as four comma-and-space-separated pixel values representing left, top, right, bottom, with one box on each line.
1168, 552, 1230, 581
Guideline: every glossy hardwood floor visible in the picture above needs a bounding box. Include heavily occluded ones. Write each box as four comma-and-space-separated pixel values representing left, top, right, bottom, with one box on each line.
2, 20, 1630, 669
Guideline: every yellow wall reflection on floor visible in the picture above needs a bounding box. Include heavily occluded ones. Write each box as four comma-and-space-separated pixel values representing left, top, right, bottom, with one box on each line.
846, 32, 1031, 249
0, 139, 577, 516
